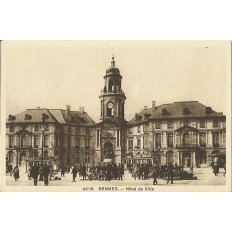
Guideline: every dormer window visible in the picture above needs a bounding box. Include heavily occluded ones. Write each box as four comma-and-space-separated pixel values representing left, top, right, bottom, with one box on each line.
8, 115, 16, 121
205, 107, 212, 114
24, 114, 32, 120
162, 109, 169, 115
183, 108, 191, 115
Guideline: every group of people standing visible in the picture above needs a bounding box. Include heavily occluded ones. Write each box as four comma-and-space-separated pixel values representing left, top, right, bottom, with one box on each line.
27, 163, 50, 186
70, 162, 124, 182
130, 162, 177, 185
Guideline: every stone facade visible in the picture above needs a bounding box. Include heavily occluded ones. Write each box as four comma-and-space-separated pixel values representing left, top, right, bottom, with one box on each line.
6, 58, 226, 169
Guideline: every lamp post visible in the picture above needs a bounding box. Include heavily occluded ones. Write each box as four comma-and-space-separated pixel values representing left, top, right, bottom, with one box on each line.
39, 116, 47, 181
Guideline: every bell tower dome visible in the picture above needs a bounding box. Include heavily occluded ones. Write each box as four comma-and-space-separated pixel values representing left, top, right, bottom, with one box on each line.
99, 57, 126, 121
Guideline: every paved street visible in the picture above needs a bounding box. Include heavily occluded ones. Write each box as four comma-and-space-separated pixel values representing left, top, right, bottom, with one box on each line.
6, 167, 226, 187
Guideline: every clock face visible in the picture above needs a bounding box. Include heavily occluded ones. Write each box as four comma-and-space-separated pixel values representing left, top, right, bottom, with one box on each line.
107, 102, 114, 109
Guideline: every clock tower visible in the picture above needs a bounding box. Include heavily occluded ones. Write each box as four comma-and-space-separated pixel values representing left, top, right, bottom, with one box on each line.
99, 56, 126, 121
94, 57, 127, 165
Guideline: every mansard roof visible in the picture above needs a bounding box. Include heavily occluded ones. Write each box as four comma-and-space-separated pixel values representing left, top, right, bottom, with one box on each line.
128, 101, 225, 126
149, 101, 225, 120
7, 108, 95, 126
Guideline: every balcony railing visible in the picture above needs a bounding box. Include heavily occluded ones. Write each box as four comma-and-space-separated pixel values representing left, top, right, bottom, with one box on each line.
176, 144, 198, 149
14, 145, 33, 149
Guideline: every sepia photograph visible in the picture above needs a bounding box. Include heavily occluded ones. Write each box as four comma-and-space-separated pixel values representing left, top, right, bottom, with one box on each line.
1, 41, 231, 191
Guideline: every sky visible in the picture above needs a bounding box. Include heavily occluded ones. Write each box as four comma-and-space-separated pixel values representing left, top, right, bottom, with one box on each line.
3, 41, 229, 122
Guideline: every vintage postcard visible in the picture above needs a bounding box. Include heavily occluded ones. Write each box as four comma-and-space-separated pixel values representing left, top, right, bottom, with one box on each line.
0, 41, 231, 192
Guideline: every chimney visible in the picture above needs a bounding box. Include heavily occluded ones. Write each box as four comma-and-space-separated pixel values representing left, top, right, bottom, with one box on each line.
144, 106, 148, 110
79, 107, 84, 114
66, 105, 71, 116
152, 101, 156, 112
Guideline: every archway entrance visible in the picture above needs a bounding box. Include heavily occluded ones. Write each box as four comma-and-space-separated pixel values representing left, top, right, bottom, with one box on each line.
182, 152, 191, 168
103, 142, 114, 162
19, 152, 27, 169
166, 150, 174, 165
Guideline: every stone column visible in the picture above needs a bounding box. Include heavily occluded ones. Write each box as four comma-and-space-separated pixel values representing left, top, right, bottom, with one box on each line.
162, 132, 167, 148
208, 131, 213, 147
192, 152, 196, 167
197, 133, 200, 146
173, 132, 176, 147
176, 152, 179, 165
153, 133, 156, 148
179, 152, 182, 165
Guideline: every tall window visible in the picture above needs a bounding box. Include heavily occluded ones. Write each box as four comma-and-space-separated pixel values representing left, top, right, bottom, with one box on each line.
34, 135, 40, 148
200, 120, 205, 128
223, 133, 226, 144
129, 127, 133, 134
21, 135, 27, 147
213, 120, 219, 128
76, 127, 80, 135
9, 136, 14, 148
75, 136, 80, 149
44, 135, 49, 148
45, 124, 49, 131
156, 121, 161, 129
200, 132, 206, 147
137, 126, 141, 133
55, 135, 59, 148
84, 154, 90, 164
97, 130, 100, 146
85, 137, 89, 149
137, 138, 141, 149
167, 133, 173, 147
213, 132, 219, 147
167, 121, 173, 129
184, 120, 190, 126
86, 128, 89, 135
68, 127, 71, 133
129, 138, 133, 149
117, 130, 120, 146
155, 133, 161, 147
35, 125, 39, 131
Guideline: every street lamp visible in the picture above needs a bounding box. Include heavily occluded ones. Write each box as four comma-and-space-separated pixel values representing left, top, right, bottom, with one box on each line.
39, 115, 47, 181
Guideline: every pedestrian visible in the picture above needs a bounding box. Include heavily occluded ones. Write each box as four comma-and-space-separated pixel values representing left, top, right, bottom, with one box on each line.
71, 165, 78, 182
61, 166, 65, 177
213, 163, 218, 176
32, 164, 39, 186
223, 163, 226, 176
106, 164, 112, 181
42, 163, 50, 186
167, 162, 174, 184
13, 165, 20, 181
144, 164, 149, 180
118, 163, 123, 181
82, 164, 87, 180
152, 162, 159, 185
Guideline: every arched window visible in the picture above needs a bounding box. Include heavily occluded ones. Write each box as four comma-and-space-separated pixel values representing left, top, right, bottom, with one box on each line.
162, 109, 169, 115
108, 80, 113, 92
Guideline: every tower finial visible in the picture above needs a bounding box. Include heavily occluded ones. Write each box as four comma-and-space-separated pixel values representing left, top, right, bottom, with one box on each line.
111, 55, 115, 67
